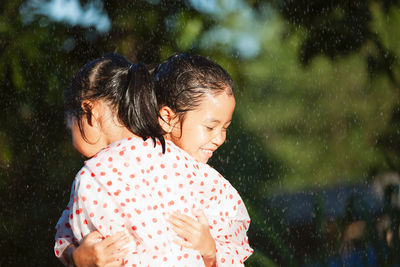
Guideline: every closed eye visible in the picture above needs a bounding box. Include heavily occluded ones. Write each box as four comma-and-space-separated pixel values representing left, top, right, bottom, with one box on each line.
223, 123, 231, 132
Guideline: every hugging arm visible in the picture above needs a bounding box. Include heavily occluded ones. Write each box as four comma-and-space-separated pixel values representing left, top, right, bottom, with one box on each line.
213, 216, 252, 266
166, 159, 253, 266
54, 174, 132, 267
167, 209, 217, 267
54, 181, 78, 266
168, 206, 252, 266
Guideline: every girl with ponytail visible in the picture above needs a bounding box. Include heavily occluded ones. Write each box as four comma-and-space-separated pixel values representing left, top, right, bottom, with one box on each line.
63, 53, 164, 158
55, 53, 252, 266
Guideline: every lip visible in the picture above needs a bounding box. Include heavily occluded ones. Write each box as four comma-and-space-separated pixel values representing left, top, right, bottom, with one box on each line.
200, 148, 215, 159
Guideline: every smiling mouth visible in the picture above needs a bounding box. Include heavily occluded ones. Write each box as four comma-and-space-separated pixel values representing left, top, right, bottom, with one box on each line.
200, 148, 214, 158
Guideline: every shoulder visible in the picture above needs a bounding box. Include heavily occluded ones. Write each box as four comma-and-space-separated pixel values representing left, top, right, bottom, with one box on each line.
79, 137, 170, 184
200, 163, 250, 219
202, 162, 232, 186
201, 162, 244, 201
69, 165, 93, 197
84, 137, 163, 168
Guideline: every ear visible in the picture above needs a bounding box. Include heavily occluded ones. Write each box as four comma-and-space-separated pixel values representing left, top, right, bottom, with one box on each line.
158, 106, 178, 133
81, 100, 101, 127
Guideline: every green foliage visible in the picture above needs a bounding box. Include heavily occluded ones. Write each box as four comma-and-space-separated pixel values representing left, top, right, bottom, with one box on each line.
2, 0, 400, 266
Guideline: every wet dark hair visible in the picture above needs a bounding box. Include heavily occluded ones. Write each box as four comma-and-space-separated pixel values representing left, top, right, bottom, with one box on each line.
64, 52, 165, 151
153, 54, 234, 123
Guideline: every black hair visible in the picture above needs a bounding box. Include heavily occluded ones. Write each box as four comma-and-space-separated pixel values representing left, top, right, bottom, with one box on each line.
153, 54, 234, 124
64, 52, 165, 152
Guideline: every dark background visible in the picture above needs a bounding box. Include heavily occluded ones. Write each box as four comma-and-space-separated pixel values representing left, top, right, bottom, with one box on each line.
2, 0, 400, 266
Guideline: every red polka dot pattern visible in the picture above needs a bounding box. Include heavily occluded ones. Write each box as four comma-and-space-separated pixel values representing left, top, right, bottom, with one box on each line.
55, 138, 253, 266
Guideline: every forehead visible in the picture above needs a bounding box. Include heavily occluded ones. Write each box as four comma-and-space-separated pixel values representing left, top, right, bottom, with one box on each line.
187, 90, 235, 121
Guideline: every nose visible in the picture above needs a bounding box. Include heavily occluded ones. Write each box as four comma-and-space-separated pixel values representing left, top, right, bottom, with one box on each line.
212, 130, 226, 147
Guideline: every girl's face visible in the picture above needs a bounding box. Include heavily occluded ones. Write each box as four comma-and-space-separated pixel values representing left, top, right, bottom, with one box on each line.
68, 101, 134, 158
167, 90, 235, 163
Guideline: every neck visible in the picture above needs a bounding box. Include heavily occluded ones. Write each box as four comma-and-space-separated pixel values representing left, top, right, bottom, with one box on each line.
105, 126, 139, 145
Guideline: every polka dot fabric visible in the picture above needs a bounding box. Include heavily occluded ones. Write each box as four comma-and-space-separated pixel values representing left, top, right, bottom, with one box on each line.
55, 137, 253, 266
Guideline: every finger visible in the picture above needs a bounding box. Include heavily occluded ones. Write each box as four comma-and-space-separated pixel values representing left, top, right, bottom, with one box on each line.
170, 211, 198, 226
108, 246, 131, 262
106, 234, 134, 252
101, 246, 131, 265
172, 237, 193, 249
192, 209, 209, 225
166, 216, 197, 234
104, 262, 122, 267
112, 246, 131, 258
172, 211, 198, 223
169, 224, 192, 240
99, 231, 129, 248
84, 230, 104, 242
166, 214, 187, 227
104, 258, 124, 267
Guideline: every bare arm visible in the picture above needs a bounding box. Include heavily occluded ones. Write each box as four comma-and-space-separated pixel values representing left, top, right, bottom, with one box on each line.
63, 231, 132, 267
167, 210, 216, 267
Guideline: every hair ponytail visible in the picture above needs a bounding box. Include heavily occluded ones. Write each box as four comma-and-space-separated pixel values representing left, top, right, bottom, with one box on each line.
65, 52, 165, 153
119, 63, 165, 152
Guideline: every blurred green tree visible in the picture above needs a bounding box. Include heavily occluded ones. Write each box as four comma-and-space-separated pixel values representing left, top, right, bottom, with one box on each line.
2, 0, 400, 266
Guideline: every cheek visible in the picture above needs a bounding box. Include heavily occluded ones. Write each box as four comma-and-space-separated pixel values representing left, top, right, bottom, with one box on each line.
71, 127, 81, 149
71, 125, 91, 157
74, 139, 96, 158
175, 129, 199, 152
72, 134, 86, 155
222, 131, 227, 143
179, 137, 196, 153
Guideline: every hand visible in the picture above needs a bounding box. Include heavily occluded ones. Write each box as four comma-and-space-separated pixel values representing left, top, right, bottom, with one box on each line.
167, 209, 216, 261
72, 231, 133, 267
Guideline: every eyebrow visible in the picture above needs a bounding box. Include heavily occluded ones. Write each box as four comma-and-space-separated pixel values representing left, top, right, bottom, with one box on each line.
204, 119, 232, 125
205, 119, 220, 123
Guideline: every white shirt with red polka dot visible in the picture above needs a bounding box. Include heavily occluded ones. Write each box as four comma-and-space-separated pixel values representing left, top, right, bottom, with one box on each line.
55, 137, 253, 266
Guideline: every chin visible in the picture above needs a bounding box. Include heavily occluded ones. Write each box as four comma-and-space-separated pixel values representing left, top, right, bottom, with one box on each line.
192, 152, 209, 163
80, 148, 96, 158
199, 158, 209, 164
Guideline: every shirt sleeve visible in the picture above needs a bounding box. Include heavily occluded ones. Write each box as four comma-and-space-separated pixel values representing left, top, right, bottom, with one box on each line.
69, 167, 124, 241
54, 180, 78, 265
68, 165, 138, 253
166, 144, 254, 266
198, 165, 253, 266
213, 202, 253, 266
